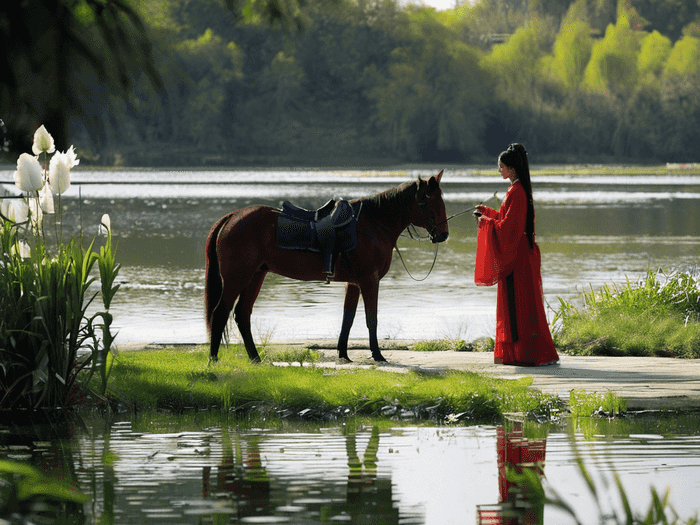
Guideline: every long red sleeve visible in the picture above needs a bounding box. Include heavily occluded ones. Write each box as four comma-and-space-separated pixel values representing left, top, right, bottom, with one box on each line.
474, 184, 527, 286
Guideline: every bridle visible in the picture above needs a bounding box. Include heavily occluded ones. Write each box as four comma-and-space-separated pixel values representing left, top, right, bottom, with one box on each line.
415, 180, 440, 242
393, 180, 442, 282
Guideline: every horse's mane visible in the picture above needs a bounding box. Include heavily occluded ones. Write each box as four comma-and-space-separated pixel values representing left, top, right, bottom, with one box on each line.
360, 180, 417, 219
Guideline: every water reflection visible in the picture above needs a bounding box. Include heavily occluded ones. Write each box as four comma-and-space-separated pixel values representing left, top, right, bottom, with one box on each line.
477, 421, 547, 525
3, 415, 700, 524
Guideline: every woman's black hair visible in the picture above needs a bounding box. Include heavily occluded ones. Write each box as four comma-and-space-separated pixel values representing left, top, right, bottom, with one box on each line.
499, 143, 534, 249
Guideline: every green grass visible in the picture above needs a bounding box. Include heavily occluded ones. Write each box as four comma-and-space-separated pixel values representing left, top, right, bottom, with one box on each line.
568, 389, 628, 418
412, 337, 493, 352
554, 268, 700, 358
105, 344, 563, 422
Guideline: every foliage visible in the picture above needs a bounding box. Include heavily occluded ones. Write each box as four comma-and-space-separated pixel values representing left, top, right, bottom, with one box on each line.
568, 389, 628, 417
0, 459, 88, 522
412, 339, 453, 351
0, 128, 119, 409
106, 345, 562, 421
269, 347, 321, 365
553, 268, 700, 358
6, 0, 700, 165
545, 18, 594, 89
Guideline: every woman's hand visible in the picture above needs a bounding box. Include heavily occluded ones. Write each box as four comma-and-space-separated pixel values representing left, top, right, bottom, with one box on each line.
474, 204, 485, 226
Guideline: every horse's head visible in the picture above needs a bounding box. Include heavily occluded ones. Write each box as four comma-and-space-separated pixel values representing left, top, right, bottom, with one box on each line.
415, 170, 449, 243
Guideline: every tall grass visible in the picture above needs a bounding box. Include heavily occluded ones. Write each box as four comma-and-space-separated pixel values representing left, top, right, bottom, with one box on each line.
0, 133, 120, 409
553, 267, 700, 358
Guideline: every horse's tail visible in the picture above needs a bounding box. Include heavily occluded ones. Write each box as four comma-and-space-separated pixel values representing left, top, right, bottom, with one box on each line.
204, 214, 229, 340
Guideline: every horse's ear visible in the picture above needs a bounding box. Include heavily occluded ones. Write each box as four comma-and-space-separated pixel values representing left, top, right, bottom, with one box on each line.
429, 170, 443, 191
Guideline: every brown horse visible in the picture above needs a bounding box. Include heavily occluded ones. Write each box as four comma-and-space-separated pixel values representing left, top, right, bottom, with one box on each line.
205, 171, 449, 363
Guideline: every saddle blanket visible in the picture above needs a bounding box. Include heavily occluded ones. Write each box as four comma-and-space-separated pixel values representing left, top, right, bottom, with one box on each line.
276, 199, 361, 253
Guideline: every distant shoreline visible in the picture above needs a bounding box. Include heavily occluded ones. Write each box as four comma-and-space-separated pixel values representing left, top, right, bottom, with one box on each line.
1, 163, 699, 176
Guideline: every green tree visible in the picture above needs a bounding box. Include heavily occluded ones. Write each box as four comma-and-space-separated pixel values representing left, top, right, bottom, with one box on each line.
663, 34, 700, 77
582, 11, 643, 93
631, 0, 700, 42
0, 0, 319, 159
175, 29, 245, 147
481, 18, 554, 100
369, 12, 493, 160
0, 0, 162, 155
637, 29, 673, 82
545, 18, 594, 88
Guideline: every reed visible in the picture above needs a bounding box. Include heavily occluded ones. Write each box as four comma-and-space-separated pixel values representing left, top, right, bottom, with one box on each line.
553, 267, 700, 358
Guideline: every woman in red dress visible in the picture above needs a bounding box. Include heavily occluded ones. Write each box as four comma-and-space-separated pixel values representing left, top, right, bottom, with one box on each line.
474, 143, 559, 366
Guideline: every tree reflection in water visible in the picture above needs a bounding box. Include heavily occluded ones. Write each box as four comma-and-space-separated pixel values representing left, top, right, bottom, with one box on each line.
477, 421, 547, 525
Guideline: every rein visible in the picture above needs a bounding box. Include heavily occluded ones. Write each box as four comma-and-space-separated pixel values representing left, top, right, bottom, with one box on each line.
393, 240, 439, 282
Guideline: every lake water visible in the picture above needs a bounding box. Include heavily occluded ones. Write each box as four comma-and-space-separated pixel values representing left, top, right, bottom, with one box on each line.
3, 167, 700, 523
3, 167, 699, 347
2, 413, 700, 524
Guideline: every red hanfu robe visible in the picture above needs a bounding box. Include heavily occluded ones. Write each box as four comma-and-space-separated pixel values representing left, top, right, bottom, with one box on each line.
474, 181, 559, 366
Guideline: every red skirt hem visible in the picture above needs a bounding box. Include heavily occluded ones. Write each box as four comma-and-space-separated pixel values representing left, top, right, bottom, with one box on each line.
494, 335, 559, 367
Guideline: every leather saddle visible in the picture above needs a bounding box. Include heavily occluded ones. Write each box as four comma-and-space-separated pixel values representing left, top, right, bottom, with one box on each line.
276, 199, 362, 277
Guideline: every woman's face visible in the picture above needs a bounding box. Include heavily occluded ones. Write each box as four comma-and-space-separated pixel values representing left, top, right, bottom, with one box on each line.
498, 161, 514, 181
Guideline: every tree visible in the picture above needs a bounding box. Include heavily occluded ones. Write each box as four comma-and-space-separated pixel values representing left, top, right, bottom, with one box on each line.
546, 18, 594, 88
663, 34, 700, 77
480, 17, 554, 99
637, 29, 673, 82
0, 0, 162, 155
582, 11, 643, 94
0, 0, 319, 159
369, 12, 494, 160
631, 0, 700, 42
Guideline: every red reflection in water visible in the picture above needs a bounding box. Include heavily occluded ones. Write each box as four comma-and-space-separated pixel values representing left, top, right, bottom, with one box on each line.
477, 422, 546, 525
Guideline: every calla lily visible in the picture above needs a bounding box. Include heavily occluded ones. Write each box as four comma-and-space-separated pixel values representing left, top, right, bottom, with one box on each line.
99, 213, 111, 235
49, 152, 71, 194
14, 153, 44, 192
32, 125, 55, 155
39, 184, 55, 214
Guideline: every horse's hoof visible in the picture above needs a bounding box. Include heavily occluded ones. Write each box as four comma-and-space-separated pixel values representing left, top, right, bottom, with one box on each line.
338, 356, 352, 364
373, 354, 387, 363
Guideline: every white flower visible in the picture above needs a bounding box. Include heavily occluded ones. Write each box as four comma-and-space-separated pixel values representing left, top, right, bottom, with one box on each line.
65, 145, 80, 168
39, 184, 55, 214
12, 240, 32, 258
99, 214, 111, 235
32, 125, 55, 155
4, 199, 29, 224
14, 153, 44, 192
49, 152, 71, 194
27, 197, 43, 229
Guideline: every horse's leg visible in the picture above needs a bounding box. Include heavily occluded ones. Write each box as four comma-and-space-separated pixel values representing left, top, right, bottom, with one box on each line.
234, 270, 267, 363
359, 281, 386, 362
337, 283, 360, 362
209, 290, 236, 362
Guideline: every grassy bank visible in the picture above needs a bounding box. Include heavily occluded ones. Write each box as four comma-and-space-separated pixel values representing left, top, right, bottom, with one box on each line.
554, 268, 700, 358
105, 344, 562, 423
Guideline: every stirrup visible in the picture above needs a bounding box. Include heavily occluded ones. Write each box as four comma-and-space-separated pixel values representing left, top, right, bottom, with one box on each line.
324, 271, 334, 284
